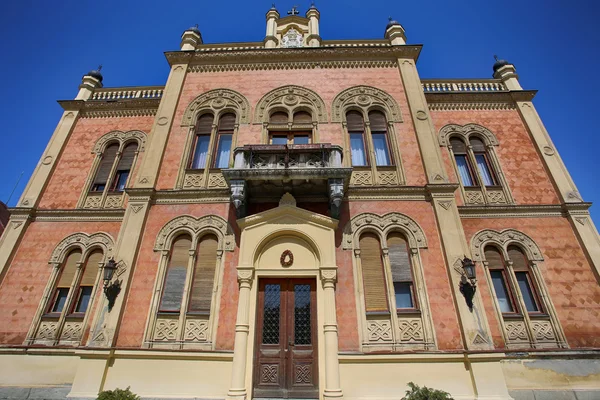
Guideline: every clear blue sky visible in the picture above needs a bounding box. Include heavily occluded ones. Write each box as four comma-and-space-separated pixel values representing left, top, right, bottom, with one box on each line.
1, 1, 599, 222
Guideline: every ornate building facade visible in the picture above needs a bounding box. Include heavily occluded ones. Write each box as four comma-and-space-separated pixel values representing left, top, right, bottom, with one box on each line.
1, 5, 599, 400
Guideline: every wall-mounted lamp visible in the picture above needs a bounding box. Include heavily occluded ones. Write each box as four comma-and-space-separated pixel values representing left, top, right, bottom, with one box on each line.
459, 256, 477, 311
103, 258, 121, 311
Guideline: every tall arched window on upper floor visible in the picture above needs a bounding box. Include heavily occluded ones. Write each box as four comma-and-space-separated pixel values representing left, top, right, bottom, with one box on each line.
485, 246, 517, 314
110, 142, 138, 192
369, 111, 392, 167
507, 245, 543, 313
190, 113, 214, 169
359, 232, 389, 313
470, 137, 497, 187
159, 234, 192, 313
91, 144, 119, 192
213, 113, 235, 168
388, 232, 416, 310
347, 111, 367, 167
450, 138, 476, 187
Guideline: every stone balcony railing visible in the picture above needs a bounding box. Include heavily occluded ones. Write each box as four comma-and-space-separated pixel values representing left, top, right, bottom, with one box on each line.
222, 144, 351, 218
421, 79, 507, 93
90, 86, 164, 101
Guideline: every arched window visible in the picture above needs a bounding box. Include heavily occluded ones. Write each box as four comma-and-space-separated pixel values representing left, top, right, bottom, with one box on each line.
347, 111, 367, 167
368, 111, 391, 166
188, 234, 218, 312
270, 111, 288, 124
450, 138, 476, 187
485, 246, 517, 313
110, 143, 138, 192
91, 144, 118, 192
267, 111, 312, 144
388, 232, 415, 309
159, 235, 192, 312
293, 111, 312, 124
507, 245, 542, 313
359, 233, 388, 312
49, 249, 82, 313
214, 113, 235, 168
74, 250, 103, 314
470, 137, 497, 186
190, 113, 213, 169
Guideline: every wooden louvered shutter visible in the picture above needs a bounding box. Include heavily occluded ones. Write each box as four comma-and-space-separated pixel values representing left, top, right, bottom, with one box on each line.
508, 246, 529, 271
346, 111, 364, 132
484, 246, 505, 269
270, 112, 288, 124
93, 144, 118, 185
196, 114, 214, 135
359, 233, 389, 312
80, 250, 103, 287
219, 113, 236, 132
450, 138, 467, 154
58, 250, 82, 288
159, 235, 191, 312
188, 234, 219, 312
469, 137, 486, 153
388, 233, 412, 283
368, 111, 387, 132
115, 143, 138, 172
293, 111, 312, 124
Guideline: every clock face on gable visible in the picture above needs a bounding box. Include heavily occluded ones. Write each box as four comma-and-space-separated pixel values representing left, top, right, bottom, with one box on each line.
282, 28, 303, 48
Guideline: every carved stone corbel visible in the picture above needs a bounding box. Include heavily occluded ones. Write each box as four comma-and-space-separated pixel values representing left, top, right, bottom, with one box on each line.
328, 178, 344, 219
230, 179, 247, 218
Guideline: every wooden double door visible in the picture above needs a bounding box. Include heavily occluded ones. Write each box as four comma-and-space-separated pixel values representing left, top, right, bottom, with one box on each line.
253, 279, 318, 399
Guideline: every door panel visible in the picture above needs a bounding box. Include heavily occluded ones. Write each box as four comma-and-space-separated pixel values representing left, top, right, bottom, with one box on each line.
254, 279, 318, 399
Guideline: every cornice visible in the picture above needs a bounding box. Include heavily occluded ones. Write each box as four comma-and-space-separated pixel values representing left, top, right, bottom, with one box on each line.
425, 91, 536, 111
153, 189, 230, 204
58, 99, 160, 118
458, 204, 570, 219
8, 208, 125, 222
347, 186, 427, 201
425, 183, 460, 198
166, 45, 421, 68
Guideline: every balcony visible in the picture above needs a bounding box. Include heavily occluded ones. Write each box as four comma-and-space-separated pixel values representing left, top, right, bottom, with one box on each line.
222, 144, 351, 218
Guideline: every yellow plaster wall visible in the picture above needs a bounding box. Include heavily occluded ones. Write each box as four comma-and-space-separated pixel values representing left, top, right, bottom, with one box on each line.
0, 353, 78, 386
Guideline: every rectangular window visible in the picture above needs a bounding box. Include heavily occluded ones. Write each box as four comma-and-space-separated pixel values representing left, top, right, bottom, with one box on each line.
191, 135, 210, 169
293, 135, 310, 145
372, 133, 391, 166
515, 272, 540, 312
475, 154, 495, 186
393, 282, 414, 309
214, 134, 233, 168
455, 155, 475, 186
74, 286, 93, 313
271, 135, 288, 145
350, 133, 367, 166
51, 288, 70, 313
490, 270, 514, 313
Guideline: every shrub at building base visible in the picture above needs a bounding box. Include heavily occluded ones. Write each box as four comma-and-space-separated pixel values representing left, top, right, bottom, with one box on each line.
402, 382, 453, 400
97, 387, 140, 400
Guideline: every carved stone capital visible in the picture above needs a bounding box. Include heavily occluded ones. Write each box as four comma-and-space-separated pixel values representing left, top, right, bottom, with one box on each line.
237, 269, 254, 285
320, 269, 337, 284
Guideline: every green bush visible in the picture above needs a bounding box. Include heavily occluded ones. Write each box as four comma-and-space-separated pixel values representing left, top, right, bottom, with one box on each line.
402, 382, 453, 400
97, 387, 140, 400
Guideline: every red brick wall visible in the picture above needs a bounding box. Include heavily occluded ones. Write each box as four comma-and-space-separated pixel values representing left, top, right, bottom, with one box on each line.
156, 67, 427, 189
38, 116, 155, 209
462, 217, 600, 348
430, 109, 559, 205
0, 221, 121, 344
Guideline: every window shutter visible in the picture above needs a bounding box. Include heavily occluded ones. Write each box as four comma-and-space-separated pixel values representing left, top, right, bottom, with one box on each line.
188, 234, 219, 312
359, 233, 389, 312
484, 246, 505, 269
270, 112, 288, 124
80, 250, 103, 287
58, 250, 82, 288
196, 114, 214, 135
508, 246, 529, 271
388, 233, 412, 283
219, 113, 236, 132
368, 111, 387, 132
450, 138, 467, 154
470, 137, 486, 152
346, 111, 364, 132
159, 235, 191, 312
293, 111, 312, 124
93, 144, 118, 185
115, 143, 138, 172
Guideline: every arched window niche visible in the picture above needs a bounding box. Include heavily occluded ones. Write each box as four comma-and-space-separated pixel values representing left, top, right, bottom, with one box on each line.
343, 212, 436, 352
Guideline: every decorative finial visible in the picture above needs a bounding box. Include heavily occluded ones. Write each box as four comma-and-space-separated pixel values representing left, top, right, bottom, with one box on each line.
389, 16, 393, 22
271, 3, 276, 8
98, 65, 102, 72
288, 5, 299, 16
494, 55, 499, 62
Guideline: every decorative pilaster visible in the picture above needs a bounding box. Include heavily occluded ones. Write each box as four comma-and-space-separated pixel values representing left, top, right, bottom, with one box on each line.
306, 5, 322, 47
0, 208, 32, 281
227, 269, 254, 400
320, 269, 343, 399
264, 6, 280, 48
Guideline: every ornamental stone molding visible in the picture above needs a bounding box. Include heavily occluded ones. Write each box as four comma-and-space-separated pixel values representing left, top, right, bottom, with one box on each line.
342, 212, 428, 250
92, 130, 148, 154
331, 85, 403, 123
49, 232, 115, 264
154, 214, 235, 252
254, 85, 327, 124
438, 123, 499, 147
470, 229, 544, 262
181, 88, 251, 127
188, 60, 398, 73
